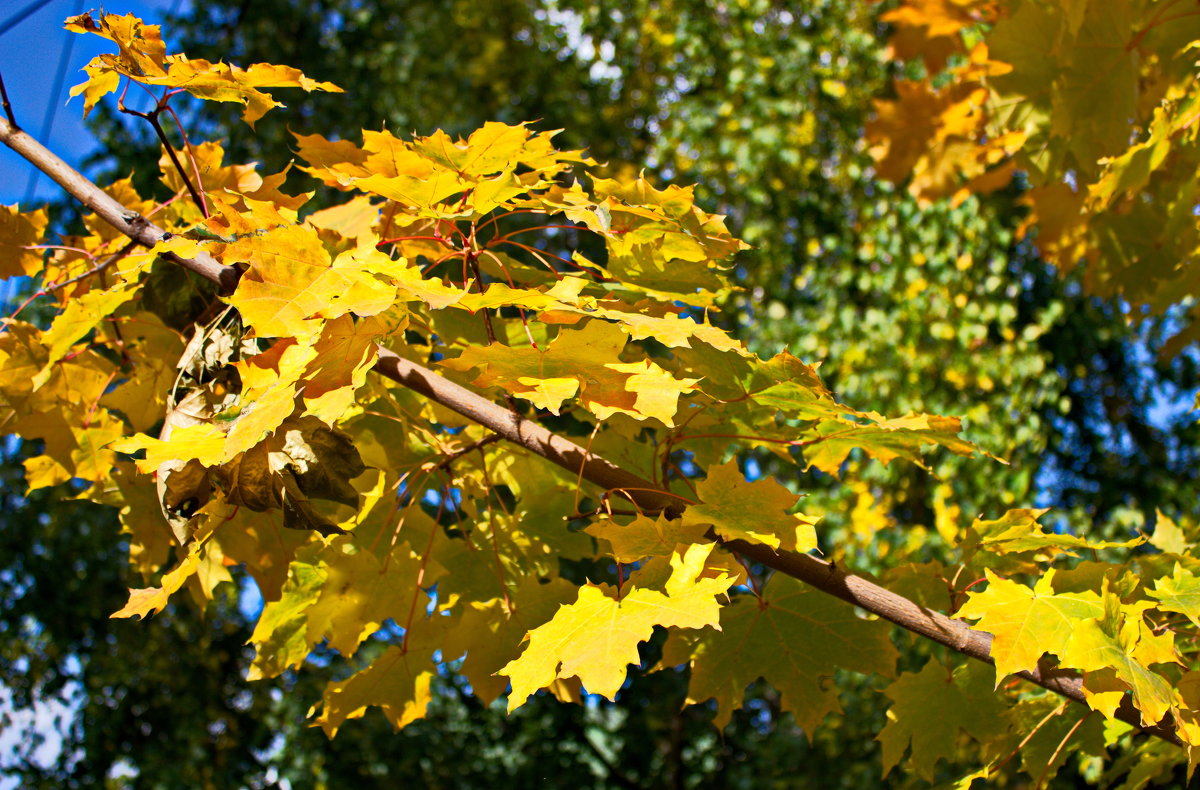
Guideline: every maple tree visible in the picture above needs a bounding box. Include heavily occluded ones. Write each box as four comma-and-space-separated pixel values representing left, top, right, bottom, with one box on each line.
4, 7, 1200, 788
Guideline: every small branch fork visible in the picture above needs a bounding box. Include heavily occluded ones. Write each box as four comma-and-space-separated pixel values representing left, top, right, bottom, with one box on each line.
0, 73, 18, 130
0, 113, 1180, 747
117, 81, 209, 217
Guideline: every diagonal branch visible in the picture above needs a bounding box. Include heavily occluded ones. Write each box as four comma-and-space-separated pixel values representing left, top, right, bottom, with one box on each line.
0, 117, 239, 293
0, 114, 1179, 746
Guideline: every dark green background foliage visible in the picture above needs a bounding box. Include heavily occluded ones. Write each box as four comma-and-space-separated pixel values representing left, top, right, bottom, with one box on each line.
5, 1, 1198, 787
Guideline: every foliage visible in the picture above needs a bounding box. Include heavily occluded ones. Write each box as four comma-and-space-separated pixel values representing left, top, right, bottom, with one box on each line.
3, 5, 1200, 789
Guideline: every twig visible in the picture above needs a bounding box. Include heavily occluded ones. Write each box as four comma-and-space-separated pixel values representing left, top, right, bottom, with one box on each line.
1034, 711, 1091, 789
120, 105, 208, 217
160, 102, 210, 218
476, 446, 512, 611
989, 701, 1067, 777
431, 433, 502, 471
0, 72, 18, 129
45, 238, 138, 293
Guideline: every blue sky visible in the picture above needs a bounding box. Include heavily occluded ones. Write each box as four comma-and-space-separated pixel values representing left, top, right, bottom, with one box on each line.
0, 0, 185, 207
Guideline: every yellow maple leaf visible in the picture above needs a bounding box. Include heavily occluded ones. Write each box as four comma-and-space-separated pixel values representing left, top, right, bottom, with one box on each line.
225, 225, 396, 339
247, 541, 327, 680
110, 548, 202, 619
443, 575, 580, 706
35, 285, 138, 384
111, 424, 228, 473
66, 12, 340, 126
1060, 593, 1181, 726
500, 543, 733, 710
955, 569, 1103, 680
443, 320, 691, 422
303, 538, 445, 657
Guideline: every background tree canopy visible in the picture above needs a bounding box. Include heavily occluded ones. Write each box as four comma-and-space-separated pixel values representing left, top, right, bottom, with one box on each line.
3, 1, 1200, 788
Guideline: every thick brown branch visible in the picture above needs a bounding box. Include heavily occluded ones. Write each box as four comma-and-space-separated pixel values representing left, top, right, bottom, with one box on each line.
375, 349, 1180, 745
0, 120, 1179, 746
0, 117, 239, 294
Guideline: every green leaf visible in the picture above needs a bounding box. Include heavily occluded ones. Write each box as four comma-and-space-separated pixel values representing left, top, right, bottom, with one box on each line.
1149, 563, 1200, 628
662, 574, 897, 732
877, 660, 1008, 781
681, 460, 817, 552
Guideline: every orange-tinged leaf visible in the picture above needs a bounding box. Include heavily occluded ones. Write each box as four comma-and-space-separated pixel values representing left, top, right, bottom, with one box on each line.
0, 204, 48, 278
67, 12, 340, 127
301, 313, 390, 421
225, 225, 396, 339
682, 460, 816, 552
501, 543, 733, 710
66, 13, 166, 115
65, 12, 167, 74
602, 360, 699, 426
879, 0, 999, 75
305, 195, 379, 240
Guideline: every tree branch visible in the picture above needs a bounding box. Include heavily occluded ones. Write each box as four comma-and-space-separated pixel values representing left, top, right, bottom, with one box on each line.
0, 116, 1179, 746
0, 117, 239, 294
